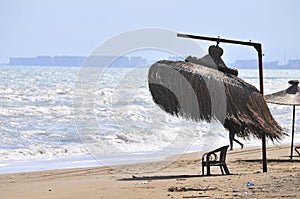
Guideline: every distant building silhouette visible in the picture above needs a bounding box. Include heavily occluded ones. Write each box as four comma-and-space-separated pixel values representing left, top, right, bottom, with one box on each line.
287, 59, 300, 69
9, 56, 84, 66
8, 56, 146, 67
53, 56, 86, 66
234, 59, 279, 69
9, 57, 37, 65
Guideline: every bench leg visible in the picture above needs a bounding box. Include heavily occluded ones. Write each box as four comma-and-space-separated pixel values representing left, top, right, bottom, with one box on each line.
222, 164, 230, 175
295, 147, 300, 156
207, 165, 211, 176
202, 164, 205, 176
220, 166, 224, 175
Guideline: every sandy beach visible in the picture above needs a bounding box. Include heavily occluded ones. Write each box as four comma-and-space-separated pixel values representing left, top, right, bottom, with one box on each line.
1, 144, 299, 199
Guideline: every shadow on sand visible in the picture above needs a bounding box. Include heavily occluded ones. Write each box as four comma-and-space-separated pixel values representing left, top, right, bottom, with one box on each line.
119, 174, 236, 181
236, 158, 300, 163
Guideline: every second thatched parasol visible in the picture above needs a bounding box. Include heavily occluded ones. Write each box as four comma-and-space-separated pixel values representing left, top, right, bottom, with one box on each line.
265, 80, 300, 159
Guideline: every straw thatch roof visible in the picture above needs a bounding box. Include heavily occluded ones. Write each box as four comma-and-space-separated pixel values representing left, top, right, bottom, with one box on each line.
265, 80, 300, 106
148, 60, 285, 140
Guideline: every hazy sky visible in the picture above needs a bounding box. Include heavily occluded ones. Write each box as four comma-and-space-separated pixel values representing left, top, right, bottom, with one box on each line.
1, 0, 299, 64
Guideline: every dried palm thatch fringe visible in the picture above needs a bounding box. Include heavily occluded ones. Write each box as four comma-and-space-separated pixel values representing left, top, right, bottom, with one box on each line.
148, 60, 285, 141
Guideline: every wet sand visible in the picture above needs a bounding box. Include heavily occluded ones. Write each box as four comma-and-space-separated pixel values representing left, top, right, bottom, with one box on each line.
1, 144, 300, 199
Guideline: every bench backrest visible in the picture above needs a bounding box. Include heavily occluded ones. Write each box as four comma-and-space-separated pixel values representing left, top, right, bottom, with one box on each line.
219, 145, 229, 162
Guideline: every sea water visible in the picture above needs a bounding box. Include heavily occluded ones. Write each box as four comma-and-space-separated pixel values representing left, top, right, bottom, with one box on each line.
0, 65, 299, 174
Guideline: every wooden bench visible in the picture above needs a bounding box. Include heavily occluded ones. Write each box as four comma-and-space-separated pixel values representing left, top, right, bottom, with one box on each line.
202, 145, 230, 176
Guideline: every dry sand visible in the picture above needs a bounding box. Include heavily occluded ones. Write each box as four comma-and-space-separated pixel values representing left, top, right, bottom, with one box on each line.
1, 144, 300, 199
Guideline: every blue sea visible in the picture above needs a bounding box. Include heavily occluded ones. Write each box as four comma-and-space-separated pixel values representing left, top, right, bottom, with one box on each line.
0, 65, 299, 174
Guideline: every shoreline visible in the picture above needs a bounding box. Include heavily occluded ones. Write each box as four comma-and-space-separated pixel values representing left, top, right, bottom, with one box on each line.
1, 138, 300, 175
1, 144, 300, 198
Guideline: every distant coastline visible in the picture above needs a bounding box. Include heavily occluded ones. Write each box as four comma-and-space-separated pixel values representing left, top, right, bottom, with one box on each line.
5, 56, 148, 68
3, 56, 300, 69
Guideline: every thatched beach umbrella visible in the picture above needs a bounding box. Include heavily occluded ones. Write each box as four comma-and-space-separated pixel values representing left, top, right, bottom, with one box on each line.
265, 80, 300, 159
148, 46, 285, 141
